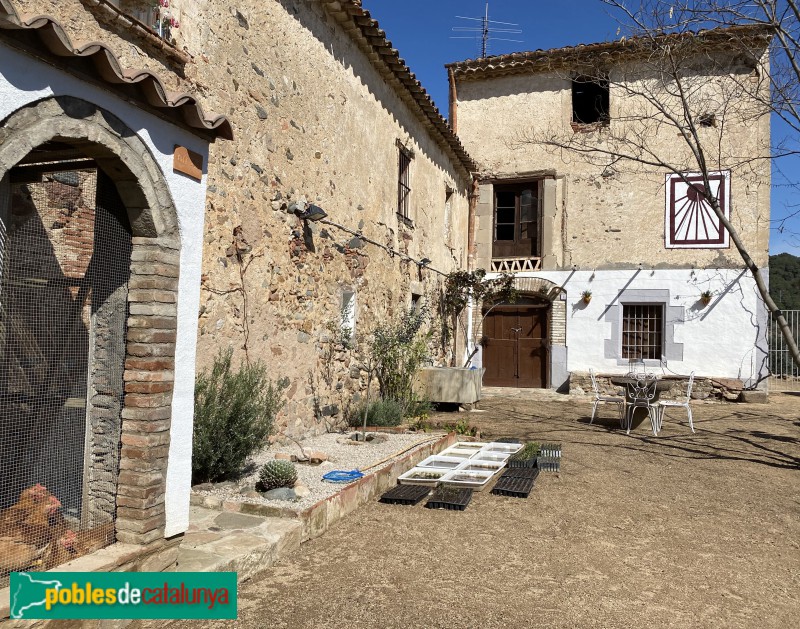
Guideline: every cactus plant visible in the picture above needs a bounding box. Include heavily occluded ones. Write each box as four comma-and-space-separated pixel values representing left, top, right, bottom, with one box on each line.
258, 460, 298, 491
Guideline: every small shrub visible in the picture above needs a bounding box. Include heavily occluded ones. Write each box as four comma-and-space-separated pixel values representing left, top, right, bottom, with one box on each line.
444, 416, 478, 436
192, 349, 287, 484
370, 306, 430, 406
347, 397, 405, 427
258, 460, 298, 491
406, 397, 433, 418
408, 416, 433, 432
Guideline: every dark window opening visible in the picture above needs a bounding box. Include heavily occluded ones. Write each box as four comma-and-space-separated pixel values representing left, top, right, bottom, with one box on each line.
698, 113, 717, 127
622, 304, 663, 360
397, 146, 412, 219
492, 182, 541, 259
572, 76, 609, 125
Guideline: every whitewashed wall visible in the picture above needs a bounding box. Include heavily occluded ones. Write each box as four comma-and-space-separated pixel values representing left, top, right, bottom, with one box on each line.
477, 268, 769, 387
0, 42, 209, 536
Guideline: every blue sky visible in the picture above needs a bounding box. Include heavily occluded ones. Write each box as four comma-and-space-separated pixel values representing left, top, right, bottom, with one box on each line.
366, 0, 799, 256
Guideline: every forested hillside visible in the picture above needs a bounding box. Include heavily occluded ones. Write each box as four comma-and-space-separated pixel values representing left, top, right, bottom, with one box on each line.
770, 253, 800, 311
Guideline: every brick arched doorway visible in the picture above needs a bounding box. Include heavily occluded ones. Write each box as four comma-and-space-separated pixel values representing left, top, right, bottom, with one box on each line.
0, 96, 180, 578
483, 297, 550, 387
472, 276, 567, 389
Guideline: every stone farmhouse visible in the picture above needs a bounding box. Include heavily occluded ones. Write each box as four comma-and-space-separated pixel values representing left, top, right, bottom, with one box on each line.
0, 0, 770, 587
448, 27, 771, 395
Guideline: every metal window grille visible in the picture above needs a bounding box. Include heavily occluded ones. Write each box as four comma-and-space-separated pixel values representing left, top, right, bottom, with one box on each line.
622, 304, 663, 360
397, 147, 411, 218
0, 162, 130, 584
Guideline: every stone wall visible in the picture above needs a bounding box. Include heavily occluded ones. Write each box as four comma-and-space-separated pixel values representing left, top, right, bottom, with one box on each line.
16, 0, 473, 437
569, 371, 745, 401
176, 0, 472, 436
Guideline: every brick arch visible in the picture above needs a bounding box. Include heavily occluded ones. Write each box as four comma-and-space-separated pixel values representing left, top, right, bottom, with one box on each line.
0, 96, 180, 547
471, 276, 568, 386
0, 95, 178, 238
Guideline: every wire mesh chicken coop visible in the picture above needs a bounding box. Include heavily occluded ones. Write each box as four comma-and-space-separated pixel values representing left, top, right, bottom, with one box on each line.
0, 152, 130, 584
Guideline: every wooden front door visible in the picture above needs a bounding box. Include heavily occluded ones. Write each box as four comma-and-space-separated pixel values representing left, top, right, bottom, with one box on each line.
483, 303, 548, 388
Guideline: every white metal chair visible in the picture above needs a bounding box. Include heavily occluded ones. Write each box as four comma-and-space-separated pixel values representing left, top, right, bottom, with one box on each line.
657, 372, 695, 434
625, 375, 659, 436
589, 368, 625, 425
627, 358, 646, 376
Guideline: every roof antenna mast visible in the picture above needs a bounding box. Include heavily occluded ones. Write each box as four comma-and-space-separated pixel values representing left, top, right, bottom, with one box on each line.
451, 3, 522, 58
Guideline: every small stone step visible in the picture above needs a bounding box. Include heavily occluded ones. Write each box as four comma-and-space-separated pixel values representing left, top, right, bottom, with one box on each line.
177, 506, 303, 582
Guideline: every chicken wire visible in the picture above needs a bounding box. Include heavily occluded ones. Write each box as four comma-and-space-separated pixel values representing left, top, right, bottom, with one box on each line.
0, 164, 131, 584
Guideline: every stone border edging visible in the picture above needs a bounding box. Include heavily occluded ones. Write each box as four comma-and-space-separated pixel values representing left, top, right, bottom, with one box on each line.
190, 431, 457, 541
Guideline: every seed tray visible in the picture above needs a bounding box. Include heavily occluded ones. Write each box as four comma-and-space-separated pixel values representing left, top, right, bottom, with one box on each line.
425, 486, 473, 511
438, 446, 478, 459
494, 437, 523, 444
483, 442, 524, 454
491, 475, 536, 498
501, 467, 540, 480
450, 442, 487, 450
506, 456, 538, 469
472, 451, 510, 463
416, 455, 466, 470
538, 443, 562, 458
379, 484, 431, 505
439, 468, 494, 490
538, 457, 561, 472
397, 467, 448, 486
457, 460, 505, 474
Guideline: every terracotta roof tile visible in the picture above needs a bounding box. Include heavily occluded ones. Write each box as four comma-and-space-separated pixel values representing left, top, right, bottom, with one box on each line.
447, 23, 773, 80
0, 0, 232, 140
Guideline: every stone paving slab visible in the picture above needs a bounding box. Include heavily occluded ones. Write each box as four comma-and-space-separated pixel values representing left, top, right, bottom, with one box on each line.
176, 506, 303, 583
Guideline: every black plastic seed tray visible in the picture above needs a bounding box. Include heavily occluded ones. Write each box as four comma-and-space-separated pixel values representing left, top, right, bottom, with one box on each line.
379, 484, 431, 505
491, 475, 536, 498
495, 437, 523, 444
425, 486, 473, 511
501, 467, 540, 480
538, 457, 561, 472
506, 456, 538, 469
539, 443, 562, 457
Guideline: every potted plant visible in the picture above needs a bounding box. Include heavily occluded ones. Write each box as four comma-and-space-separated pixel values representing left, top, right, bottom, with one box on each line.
581, 290, 592, 304
700, 290, 713, 306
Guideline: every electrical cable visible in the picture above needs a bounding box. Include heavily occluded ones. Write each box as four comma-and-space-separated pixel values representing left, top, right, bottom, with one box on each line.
318, 218, 448, 276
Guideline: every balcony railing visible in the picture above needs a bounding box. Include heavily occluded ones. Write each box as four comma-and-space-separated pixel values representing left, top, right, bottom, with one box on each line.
490, 257, 542, 273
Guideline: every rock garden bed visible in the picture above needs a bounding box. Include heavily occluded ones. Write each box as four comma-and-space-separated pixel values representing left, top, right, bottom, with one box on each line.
191, 431, 448, 513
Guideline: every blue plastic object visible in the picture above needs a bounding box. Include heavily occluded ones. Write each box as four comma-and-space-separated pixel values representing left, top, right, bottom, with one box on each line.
322, 469, 364, 484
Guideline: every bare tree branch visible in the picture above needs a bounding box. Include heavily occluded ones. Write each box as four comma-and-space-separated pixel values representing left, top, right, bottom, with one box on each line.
521, 2, 800, 371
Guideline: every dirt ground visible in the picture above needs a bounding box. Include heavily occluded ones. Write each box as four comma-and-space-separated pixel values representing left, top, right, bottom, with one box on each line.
147, 393, 800, 629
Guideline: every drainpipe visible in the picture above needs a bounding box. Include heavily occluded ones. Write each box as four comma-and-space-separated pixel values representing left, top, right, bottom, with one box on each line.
467, 175, 479, 272
464, 175, 479, 367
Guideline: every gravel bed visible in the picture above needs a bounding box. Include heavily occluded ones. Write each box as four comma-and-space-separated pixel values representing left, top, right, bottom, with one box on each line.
192, 431, 446, 512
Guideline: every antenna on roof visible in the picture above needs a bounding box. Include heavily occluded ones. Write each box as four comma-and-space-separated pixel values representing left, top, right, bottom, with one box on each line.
451, 3, 523, 58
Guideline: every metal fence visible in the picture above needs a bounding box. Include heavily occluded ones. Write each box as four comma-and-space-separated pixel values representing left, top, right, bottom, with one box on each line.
768, 309, 800, 391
